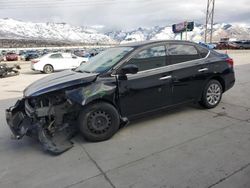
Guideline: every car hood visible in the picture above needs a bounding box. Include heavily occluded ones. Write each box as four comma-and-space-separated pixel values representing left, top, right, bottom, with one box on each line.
24, 70, 98, 97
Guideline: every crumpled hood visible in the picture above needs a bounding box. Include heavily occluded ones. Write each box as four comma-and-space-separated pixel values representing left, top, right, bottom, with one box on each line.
24, 70, 98, 97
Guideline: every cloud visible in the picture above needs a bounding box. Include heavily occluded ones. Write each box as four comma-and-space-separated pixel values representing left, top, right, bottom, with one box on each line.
0, 0, 249, 30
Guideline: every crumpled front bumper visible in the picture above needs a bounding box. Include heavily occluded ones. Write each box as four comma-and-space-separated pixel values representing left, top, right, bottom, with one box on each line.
6, 99, 33, 139
6, 98, 76, 155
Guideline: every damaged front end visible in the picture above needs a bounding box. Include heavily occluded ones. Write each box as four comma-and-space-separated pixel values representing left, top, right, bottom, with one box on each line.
6, 92, 80, 154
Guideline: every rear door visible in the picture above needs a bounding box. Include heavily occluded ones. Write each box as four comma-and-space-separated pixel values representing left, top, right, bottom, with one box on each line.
166, 43, 209, 104
118, 45, 173, 118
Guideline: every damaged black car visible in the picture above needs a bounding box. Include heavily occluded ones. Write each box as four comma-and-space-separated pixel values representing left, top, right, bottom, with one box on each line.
6, 40, 235, 154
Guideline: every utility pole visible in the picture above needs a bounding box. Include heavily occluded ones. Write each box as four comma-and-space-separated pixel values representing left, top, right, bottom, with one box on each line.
205, 0, 215, 43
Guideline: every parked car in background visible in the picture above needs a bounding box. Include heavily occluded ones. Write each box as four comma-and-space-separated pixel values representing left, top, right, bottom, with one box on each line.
20, 51, 39, 61
24, 52, 40, 61
216, 41, 240, 50
6, 40, 235, 154
0, 54, 4, 62
31, 52, 89, 73
6, 52, 18, 61
20, 52, 27, 61
234, 41, 250, 49
73, 49, 88, 57
199, 42, 217, 49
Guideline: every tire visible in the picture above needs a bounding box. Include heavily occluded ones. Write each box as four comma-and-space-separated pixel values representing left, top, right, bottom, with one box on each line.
43, 64, 54, 74
200, 80, 223, 109
78, 102, 120, 142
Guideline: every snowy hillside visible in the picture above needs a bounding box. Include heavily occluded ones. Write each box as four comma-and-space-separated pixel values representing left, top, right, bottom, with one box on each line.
107, 23, 250, 43
0, 18, 250, 44
0, 18, 115, 44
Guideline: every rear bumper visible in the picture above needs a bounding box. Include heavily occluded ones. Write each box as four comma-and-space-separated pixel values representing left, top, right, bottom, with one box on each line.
30, 63, 42, 71
224, 72, 235, 92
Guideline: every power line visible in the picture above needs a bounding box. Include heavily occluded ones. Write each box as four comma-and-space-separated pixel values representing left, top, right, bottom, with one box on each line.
1, 0, 116, 8
0, 0, 153, 9
1, 0, 114, 5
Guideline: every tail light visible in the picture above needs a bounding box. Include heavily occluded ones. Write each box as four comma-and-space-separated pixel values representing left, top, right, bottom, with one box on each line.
32, 60, 39, 64
226, 58, 234, 68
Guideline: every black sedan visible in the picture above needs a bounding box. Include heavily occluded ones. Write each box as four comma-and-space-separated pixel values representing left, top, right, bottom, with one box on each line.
6, 40, 235, 154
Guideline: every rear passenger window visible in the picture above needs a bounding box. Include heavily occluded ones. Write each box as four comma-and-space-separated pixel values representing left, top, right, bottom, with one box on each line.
50, 54, 63, 59
168, 44, 200, 64
127, 46, 166, 72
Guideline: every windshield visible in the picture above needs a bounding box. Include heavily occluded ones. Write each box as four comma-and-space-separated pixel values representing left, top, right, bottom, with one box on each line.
75, 47, 133, 73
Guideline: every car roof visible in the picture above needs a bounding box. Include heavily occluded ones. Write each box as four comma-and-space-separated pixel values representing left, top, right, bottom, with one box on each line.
119, 40, 197, 48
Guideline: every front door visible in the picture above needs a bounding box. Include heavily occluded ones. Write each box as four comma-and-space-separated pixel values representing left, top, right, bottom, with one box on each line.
117, 45, 173, 118
49, 53, 66, 70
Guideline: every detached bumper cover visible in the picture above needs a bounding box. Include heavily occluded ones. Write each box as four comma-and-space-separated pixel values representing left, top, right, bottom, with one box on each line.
6, 99, 32, 139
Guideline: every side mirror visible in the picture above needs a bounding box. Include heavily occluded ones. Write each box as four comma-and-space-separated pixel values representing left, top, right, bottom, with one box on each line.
119, 64, 138, 75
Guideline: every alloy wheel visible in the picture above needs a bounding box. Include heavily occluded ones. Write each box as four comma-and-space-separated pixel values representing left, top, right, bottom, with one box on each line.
206, 83, 222, 106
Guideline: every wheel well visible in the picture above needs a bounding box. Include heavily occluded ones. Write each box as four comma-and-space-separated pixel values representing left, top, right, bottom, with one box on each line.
44, 64, 53, 69
85, 99, 118, 111
82, 99, 128, 127
210, 76, 225, 92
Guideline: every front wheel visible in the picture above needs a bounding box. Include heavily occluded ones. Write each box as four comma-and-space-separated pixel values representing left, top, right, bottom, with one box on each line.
200, 80, 223, 109
78, 102, 120, 142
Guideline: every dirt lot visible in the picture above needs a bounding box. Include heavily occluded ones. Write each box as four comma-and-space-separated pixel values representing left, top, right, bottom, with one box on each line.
0, 50, 250, 188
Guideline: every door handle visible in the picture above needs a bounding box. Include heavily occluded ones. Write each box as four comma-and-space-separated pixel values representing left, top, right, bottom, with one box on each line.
198, 68, 208, 72
159, 75, 172, 80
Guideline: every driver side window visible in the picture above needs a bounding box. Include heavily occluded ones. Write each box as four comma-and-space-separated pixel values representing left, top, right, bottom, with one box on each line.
127, 45, 166, 72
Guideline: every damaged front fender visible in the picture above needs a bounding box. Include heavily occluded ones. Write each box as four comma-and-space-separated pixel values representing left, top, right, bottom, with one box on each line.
65, 79, 117, 107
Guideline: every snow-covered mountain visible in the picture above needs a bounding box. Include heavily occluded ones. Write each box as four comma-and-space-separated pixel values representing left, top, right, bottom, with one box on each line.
0, 18, 115, 44
0, 18, 250, 45
106, 23, 250, 43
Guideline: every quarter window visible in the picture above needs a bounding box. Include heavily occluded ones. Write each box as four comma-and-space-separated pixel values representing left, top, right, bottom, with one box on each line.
127, 46, 166, 72
197, 45, 209, 58
168, 44, 200, 64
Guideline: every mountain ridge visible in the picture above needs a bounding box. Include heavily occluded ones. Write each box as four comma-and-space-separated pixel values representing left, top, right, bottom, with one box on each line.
0, 18, 250, 44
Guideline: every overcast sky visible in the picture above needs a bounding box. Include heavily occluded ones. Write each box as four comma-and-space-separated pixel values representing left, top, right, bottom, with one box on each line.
0, 0, 250, 30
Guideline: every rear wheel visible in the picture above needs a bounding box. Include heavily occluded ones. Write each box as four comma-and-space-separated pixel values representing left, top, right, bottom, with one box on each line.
200, 80, 223, 109
78, 102, 120, 142
43, 64, 54, 74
